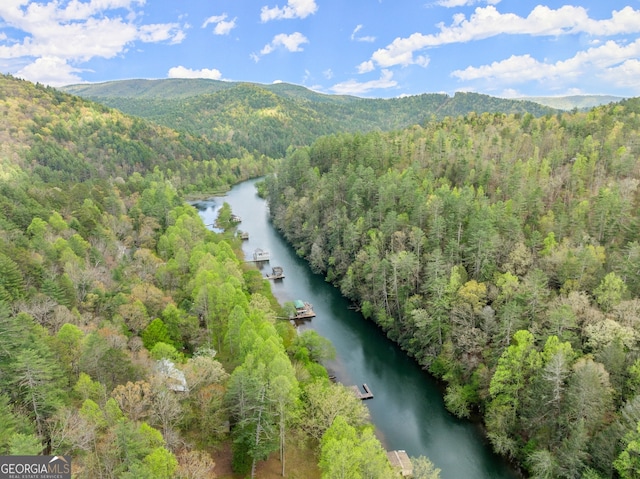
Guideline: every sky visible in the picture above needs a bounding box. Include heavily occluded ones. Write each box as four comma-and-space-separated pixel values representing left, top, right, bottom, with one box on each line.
1, 0, 640, 99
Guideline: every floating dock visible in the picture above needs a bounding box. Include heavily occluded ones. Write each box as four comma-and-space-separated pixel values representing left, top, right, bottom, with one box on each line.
293, 300, 316, 319
266, 266, 285, 280
350, 383, 374, 400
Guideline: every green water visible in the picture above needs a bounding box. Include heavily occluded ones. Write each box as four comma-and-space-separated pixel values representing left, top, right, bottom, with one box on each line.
194, 178, 520, 479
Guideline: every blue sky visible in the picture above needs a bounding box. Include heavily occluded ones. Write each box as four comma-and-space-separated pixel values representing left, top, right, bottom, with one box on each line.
1, 0, 640, 98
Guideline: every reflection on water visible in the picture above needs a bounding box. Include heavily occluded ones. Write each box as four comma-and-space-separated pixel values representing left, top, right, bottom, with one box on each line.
195, 178, 519, 479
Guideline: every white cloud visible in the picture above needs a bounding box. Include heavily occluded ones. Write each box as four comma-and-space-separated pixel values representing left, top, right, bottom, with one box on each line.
16, 56, 83, 86
596, 59, 640, 93
260, 32, 308, 55
0, 0, 187, 85
167, 66, 223, 80
351, 24, 375, 43
260, 0, 318, 22
202, 14, 236, 35
367, 5, 640, 69
323, 68, 333, 80
357, 60, 375, 74
330, 69, 397, 96
452, 39, 640, 94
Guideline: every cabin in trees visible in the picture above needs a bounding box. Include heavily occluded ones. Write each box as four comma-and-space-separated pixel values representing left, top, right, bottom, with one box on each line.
230, 214, 241, 223
238, 230, 249, 240
155, 359, 188, 393
253, 248, 270, 261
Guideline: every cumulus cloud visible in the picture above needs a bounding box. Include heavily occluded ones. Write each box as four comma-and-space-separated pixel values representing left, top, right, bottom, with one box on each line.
330, 69, 397, 96
0, 0, 186, 85
367, 5, 640, 69
202, 14, 236, 35
600, 59, 640, 92
452, 39, 640, 94
167, 66, 223, 80
260, 32, 308, 55
16, 56, 84, 86
260, 0, 318, 22
351, 25, 375, 43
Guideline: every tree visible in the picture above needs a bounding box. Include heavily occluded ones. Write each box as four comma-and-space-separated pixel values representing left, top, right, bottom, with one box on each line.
615, 421, 640, 479
301, 380, 369, 442
142, 318, 173, 350
594, 272, 628, 312
175, 449, 216, 479
319, 416, 394, 479
111, 380, 153, 422
487, 330, 541, 456
11, 348, 64, 438
411, 456, 442, 479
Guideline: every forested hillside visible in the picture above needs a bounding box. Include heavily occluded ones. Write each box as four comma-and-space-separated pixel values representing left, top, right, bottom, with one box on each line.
266, 100, 640, 478
0, 73, 415, 479
61, 79, 558, 159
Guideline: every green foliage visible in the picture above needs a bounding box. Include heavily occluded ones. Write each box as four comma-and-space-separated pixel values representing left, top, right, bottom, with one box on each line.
319, 416, 395, 479
141, 318, 173, 350
265, 98, 640, 475
411, 456, 442, 479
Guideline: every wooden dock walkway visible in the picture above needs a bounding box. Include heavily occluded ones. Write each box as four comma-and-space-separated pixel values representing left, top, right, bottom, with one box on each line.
350, 383, 374, 400
386, 450, 413, 477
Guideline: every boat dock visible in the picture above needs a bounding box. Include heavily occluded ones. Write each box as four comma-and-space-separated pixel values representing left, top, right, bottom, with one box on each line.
252, 248, 270, 262
386, 450, 413, 477
266, 266, 285, 280
293, 300, 316, 319
350, 383, 374, 400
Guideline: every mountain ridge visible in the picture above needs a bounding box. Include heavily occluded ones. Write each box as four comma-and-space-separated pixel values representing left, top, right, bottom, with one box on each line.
59, 79, 567, 158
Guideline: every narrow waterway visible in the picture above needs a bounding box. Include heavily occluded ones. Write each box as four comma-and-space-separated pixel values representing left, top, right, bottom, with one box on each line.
193, 177, 519, 479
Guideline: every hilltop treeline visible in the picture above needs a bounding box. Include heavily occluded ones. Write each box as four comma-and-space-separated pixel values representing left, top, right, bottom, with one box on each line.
0, 74, 414, 479
266, 100, 640, 477
62, 79, 558, 159
1, 74, 272, 191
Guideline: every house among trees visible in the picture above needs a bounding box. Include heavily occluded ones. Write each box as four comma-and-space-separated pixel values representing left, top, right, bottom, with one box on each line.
155, 359, 188, 392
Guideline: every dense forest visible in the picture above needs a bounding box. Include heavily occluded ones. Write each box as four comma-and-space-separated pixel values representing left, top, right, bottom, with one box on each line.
266, 100, 640, 478
0, 73, 434, 479
6, 67, 639, 478
62, 78, 560, 159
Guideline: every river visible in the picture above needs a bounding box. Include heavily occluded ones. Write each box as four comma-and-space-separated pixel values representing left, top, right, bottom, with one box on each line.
193, 177, 519, 479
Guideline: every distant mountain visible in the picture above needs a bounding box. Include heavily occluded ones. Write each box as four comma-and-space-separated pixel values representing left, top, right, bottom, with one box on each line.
60, 79, 559, 158
0, 74, 266, 190
519, 95, 624, 111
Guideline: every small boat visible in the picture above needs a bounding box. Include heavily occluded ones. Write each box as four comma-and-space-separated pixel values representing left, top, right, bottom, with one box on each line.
293, 300, 315, 319
238, 231, 249, 240
265, 266, 285, 280
253, 248, 270, 262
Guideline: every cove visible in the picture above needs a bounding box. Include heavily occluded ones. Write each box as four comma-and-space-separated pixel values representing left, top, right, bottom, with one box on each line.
194, 177, 520, 479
